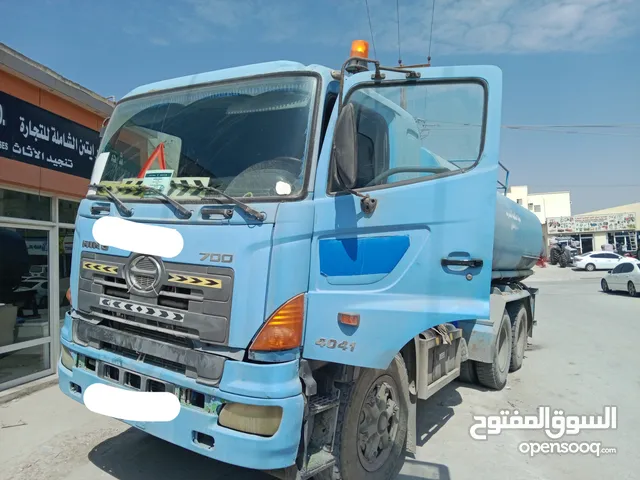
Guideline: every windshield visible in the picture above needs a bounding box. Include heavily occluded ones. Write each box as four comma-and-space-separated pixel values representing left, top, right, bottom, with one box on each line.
94, 75, 318, 201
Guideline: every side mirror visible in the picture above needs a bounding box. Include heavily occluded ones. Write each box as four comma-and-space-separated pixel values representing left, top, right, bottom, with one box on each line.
331, 103, 358, 190
607, 270, 612, 274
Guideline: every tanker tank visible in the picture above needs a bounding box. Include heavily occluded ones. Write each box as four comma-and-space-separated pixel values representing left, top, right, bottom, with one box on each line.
492, 193, 544, 281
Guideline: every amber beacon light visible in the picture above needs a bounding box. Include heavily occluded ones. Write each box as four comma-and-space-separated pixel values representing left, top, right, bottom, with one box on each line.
250, 294, 305, 352
349, 40, 369, 59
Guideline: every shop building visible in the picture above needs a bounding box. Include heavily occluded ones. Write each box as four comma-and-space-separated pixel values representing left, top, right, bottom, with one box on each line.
0, 43, 114, 392
507, 185, 572, 224
546, 203, 639, 255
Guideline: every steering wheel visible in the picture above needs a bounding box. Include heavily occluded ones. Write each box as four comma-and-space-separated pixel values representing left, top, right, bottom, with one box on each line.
225, 157, 303, 197
364, 167, 451, 188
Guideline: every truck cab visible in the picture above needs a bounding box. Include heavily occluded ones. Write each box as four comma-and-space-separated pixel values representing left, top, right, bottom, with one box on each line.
59, 42, 539, 480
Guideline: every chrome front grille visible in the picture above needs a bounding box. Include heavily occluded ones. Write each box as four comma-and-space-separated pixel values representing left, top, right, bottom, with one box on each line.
78, 252, 233, 346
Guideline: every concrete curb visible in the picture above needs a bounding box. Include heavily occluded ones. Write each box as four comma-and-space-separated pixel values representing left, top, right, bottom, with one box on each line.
0, 374, 58, 405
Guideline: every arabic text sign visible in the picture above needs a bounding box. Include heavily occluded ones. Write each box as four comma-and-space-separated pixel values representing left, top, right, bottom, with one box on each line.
0, 91, 100, 179
469, 405, 617, 441
547, 212, 636, 234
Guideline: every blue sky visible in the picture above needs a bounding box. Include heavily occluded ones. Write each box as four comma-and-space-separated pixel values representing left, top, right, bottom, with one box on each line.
2, 0, 639, 213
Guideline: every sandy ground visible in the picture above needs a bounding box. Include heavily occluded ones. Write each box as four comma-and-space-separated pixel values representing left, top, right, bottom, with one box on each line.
1, 264, 639, 480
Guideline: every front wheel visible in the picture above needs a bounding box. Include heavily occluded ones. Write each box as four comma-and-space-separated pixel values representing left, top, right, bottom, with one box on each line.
601, 279, 610, 293
629, 281, 638, 297
323, 355, 409, 480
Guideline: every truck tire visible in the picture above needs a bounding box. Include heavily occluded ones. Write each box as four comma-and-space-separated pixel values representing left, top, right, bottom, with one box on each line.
459, 360, 477, 384
508, 305, 527, 372
558, 254, 567, 268
319, 355, 409, 480
476, 311, 512, 390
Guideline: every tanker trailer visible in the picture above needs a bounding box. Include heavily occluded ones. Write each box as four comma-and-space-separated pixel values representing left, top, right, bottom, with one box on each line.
458, 193, 543, 389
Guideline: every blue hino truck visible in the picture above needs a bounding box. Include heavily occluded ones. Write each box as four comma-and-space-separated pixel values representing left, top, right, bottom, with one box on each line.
59, 40, 543, 480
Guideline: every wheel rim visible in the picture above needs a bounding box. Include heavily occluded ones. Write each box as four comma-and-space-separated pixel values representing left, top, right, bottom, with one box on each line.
357, 375, 400, 472
602, 280, 608, 291
497, 322, 509, 373
587, 264, 594, 271
630, 283, 637, 296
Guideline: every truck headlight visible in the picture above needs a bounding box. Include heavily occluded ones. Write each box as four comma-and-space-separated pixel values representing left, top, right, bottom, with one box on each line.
218, 403, 283, 437
60, 345, 75, 370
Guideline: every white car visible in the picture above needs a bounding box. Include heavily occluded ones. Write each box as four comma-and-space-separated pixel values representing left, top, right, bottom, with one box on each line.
14, 279, 49, 307
601, 260, 640, 297
574, 252, 623, 271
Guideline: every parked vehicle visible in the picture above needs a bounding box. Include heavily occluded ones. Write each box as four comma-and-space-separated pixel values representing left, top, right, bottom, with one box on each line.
601, 260, 640, 297
574, 252, 623, 271
14, 278, 49, 307
58, 42, 543, 480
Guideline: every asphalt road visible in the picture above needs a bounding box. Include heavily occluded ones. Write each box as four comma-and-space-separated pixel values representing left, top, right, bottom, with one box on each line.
1, 266, 639, 480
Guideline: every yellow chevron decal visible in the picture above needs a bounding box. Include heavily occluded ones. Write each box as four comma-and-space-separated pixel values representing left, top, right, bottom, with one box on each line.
168, 274, 222, 289
82, 261, 119, 274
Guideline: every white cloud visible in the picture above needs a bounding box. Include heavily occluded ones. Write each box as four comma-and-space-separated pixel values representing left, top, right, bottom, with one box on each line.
363, 0, 640, 54
132, 0, 640, 54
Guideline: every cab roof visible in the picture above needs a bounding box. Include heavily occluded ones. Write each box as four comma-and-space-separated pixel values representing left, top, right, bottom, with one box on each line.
121, 61, 335, 100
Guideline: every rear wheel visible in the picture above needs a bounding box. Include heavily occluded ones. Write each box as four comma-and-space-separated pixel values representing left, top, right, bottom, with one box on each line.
321, 355, 409, 480
476, 311, 512, 390
459, 360, 477, 384
628, 281, 638, 297
585, 263, 596, 272
509, 305, 527, 372
601, 279, 610, 293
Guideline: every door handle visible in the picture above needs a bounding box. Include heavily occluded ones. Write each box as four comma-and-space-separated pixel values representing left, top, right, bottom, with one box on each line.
441, 257, 484, 268
90, 203, 111, 215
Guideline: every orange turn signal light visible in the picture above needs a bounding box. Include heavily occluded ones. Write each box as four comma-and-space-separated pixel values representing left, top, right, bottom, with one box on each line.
250, 294, 305, 352
338, 313, 360, 327
350, 40, 369, 59
66, 288, 72, 303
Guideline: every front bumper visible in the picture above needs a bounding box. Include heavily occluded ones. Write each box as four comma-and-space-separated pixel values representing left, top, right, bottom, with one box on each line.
59, 315, 304, 471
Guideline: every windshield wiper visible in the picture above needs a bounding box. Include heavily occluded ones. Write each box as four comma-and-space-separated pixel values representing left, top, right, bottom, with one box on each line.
89, 184, 133, 217
126, 185, 193, 219
172, 182, 265, 221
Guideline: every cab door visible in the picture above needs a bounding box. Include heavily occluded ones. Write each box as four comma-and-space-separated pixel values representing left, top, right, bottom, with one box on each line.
303, 65, 503, 369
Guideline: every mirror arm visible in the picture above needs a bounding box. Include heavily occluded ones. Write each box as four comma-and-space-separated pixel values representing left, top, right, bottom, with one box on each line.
337, 59, 421, 113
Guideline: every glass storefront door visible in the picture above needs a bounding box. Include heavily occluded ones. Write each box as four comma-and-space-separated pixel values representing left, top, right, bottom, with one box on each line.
0, 225, 54, 387
0, 186, 79, 391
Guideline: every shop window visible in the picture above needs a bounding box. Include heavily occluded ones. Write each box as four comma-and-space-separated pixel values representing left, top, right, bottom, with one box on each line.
0, 343, 50, 385
0, 188, 51, 222
58, 199, 80, 224
0, 227, 50, 353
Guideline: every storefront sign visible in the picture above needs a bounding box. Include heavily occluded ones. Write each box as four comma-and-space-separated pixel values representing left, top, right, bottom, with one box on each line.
547, 212, 636, 234
26, 239, 48, 256
0, 91, 100, 178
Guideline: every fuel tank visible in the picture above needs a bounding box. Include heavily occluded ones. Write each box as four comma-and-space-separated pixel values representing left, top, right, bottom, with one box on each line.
492, 193, 544, 272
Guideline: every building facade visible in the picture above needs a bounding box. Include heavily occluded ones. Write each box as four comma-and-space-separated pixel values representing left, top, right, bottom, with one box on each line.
547, 202, 639, 255
0, 43, 113, 391
507, 185, 571, 224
